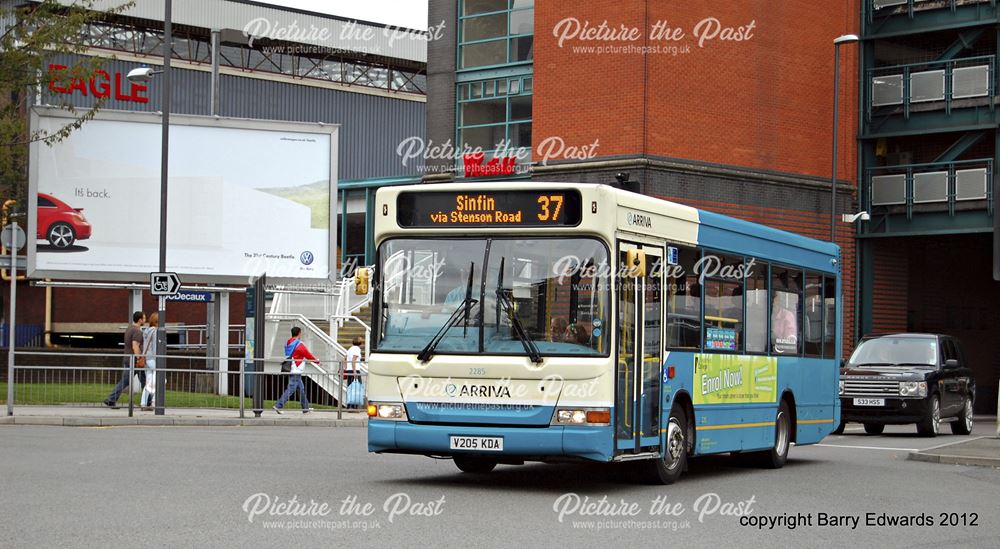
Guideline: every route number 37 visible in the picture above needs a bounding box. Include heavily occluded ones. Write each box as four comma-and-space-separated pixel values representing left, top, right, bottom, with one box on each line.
537, 195, 564, 222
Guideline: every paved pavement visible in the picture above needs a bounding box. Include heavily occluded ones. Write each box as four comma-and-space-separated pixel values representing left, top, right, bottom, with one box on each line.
1, 421, 998, 548
0, 405, 367, 427
908, 436, 1000, 467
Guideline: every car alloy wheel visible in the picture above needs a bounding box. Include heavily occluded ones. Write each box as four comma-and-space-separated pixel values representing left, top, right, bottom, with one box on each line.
930, 398, 940, 435
47, 223, 75, 248
952, 397, 974, 435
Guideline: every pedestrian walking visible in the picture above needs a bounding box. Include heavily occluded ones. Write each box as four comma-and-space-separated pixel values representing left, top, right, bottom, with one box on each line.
104, 311, 146, 408
345, 336, 363, 385
273, 326, 318, 414
344, 336, 365, 410
140, 313, 159, 411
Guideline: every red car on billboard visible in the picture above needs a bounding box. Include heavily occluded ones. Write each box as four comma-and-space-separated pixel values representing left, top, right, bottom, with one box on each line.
37, 193, 92, 248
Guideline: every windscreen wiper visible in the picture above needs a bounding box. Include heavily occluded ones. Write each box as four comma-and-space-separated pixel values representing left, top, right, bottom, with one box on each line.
495, 257, 542, 364
417, 262, 477, 363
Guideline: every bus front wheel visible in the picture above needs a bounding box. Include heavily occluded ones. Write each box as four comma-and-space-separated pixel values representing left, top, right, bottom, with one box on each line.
647, 404, 688, 485
453, 456, 497, 474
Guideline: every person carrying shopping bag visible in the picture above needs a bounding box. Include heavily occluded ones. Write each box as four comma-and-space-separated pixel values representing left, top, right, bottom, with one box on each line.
140, 313, 159, 411
273, 326, 319, 414
344, 336, 365, 409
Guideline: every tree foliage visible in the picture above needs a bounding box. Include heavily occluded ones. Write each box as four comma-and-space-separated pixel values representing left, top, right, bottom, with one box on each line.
0, 0, 133, 211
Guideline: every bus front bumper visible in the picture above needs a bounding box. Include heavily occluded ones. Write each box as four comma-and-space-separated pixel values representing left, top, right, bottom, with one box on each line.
368, 420, 613, 462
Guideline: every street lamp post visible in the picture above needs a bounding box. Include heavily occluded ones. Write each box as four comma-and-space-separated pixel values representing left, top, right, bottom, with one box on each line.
831, 34, 859, 243
154, 0, 172, 416
129, 0, 172, 415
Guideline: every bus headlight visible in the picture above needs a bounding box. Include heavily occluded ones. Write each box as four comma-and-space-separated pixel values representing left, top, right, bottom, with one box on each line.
898, 381, 927, 398
368, 402, 407, 420
553, 407, 611, 426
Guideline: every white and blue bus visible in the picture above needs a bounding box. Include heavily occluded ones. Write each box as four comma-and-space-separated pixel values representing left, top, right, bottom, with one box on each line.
365, 183, 840, 483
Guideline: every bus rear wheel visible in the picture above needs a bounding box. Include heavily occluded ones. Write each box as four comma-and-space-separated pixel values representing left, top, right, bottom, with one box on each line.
646, 404, 688, 485
749, 400, 791, 469
453, 456, 497, 474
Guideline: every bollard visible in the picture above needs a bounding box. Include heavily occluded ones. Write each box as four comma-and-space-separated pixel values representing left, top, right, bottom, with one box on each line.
128, 355, 134, 417
337, 360, 344, 421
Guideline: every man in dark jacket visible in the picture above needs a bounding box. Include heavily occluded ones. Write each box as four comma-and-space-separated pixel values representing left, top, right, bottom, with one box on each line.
104, 311, 146, 408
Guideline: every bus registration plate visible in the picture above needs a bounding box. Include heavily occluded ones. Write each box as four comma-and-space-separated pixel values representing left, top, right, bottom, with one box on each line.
853, 398, 885, 407
449, 436, 504, 452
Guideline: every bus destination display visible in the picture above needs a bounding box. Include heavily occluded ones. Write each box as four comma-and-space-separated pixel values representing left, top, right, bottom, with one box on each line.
397, 190, 582, 227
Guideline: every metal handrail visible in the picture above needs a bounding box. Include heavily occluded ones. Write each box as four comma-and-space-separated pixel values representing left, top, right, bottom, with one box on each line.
8, 359, 367, 420
866, 157, 993, 172
867, 55, 996, 121
867, 54, 996, 77
866, 0, 995, 25
865, 158, 994, 217
12, 351, 345, 363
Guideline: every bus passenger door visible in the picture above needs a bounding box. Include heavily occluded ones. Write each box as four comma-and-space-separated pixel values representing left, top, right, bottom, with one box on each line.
615, 242, 663, 454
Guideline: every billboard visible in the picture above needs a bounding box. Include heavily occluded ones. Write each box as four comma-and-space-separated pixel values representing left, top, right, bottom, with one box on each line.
28, 108, 338, 283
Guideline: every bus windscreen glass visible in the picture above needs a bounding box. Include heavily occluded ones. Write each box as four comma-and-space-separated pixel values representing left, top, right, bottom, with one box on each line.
376, 237, 609, 357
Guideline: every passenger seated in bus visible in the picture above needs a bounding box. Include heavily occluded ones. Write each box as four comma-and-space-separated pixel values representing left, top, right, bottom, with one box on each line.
771, 293, 798, 343
566, 323, 590, 346
443, 266, 470, 306
549, 317, 568, 342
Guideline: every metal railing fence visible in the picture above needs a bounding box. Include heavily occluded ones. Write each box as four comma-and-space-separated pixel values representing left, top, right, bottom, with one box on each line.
4, 350, 368, 420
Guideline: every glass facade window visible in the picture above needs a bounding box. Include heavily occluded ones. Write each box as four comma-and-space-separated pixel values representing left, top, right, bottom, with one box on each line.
457, 76, 533, 155
459, 0, 534, 70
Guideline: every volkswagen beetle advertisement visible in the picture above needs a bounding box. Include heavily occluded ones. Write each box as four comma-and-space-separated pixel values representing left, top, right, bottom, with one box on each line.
28, 107, 337, 282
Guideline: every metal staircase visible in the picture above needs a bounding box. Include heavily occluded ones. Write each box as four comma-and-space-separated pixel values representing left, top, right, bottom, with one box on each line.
264, 273, 372, 402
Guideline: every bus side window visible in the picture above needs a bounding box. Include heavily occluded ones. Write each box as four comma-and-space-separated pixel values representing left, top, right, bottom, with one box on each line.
771, 267, 802, 355
803, 273, 822, 357
745, 260, 768, 353
665, 246, 700, 349
701, 253, 744, 353
822, 276, 836, 359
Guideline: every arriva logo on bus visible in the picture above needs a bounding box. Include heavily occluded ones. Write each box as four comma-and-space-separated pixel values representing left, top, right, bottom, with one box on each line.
625, 212, 652, 228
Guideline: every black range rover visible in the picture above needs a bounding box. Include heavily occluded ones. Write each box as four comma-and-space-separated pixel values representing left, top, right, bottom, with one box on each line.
835, 334, 975, 437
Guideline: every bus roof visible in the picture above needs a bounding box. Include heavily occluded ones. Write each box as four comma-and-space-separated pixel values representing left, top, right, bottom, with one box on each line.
696, 210, 840, 274
380, 182, 840, 274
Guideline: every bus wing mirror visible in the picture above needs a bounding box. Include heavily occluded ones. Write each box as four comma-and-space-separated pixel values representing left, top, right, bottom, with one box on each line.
626, 249, 646, 278
354, 267, 370, 295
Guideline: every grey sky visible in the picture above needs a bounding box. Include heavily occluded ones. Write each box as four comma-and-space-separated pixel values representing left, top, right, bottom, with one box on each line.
261, 0, 428, 30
